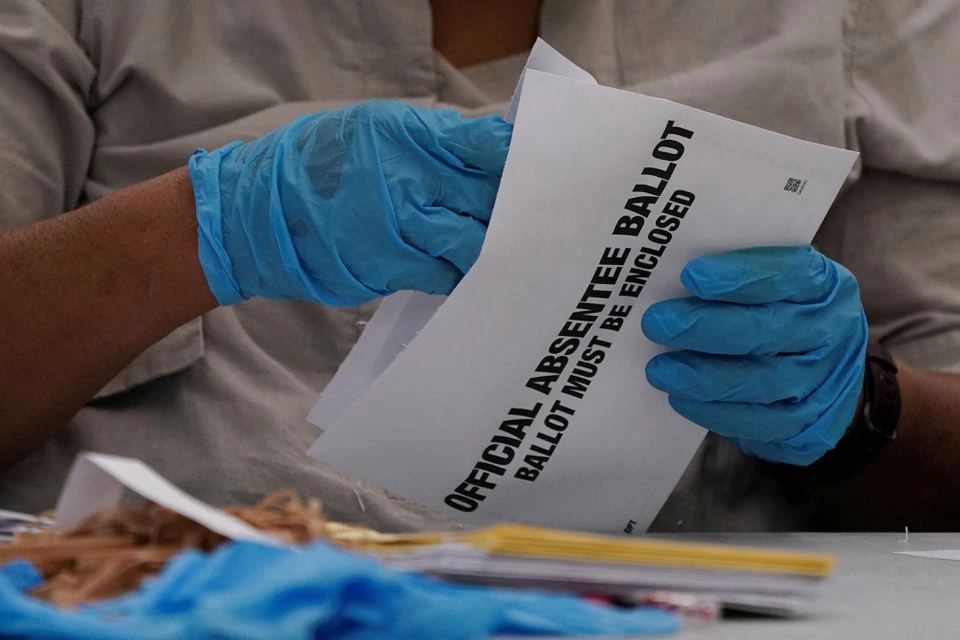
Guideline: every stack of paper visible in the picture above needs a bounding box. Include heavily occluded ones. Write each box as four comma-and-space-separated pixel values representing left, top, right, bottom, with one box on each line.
0, 510, 48, 542
307, 40, 859, 535
319, 520, 835, 617
351, 524, 834, 617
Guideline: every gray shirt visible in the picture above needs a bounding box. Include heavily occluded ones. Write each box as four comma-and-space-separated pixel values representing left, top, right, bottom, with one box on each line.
2, 0, 959, 532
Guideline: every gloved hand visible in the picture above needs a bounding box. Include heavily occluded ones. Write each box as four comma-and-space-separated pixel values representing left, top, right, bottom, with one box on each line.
641, 246, 868, 465
188, 100, 512, 306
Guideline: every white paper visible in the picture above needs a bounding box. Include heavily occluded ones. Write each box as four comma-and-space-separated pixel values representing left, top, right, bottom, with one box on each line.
309, 40, 598, 435
307, 292, 443, 433
381, 543, 823, 598
505, 38, 598, 122
55, 452, 279, 545
310, 64, 857, 533
895, 550, 960, 562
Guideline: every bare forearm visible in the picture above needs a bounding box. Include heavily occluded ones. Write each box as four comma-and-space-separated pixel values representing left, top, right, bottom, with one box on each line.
0, 168, 217, 468
813, 360, 960, 530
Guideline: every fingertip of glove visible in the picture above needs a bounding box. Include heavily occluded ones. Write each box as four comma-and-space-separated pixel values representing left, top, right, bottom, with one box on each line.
679, 264, 710, 298
640, 303, 674, 344
665, 393, 694, 422
428, 261, 464, 296
639, 307, 658, 342
645, 355, 684, 395
644, 355, 667, 390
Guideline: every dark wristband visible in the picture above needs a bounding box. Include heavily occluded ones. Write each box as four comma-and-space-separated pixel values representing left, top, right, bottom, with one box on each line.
803, 341, 902, 484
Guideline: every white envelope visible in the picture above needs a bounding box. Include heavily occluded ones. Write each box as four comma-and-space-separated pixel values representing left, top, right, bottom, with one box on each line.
308, 41, 857, 534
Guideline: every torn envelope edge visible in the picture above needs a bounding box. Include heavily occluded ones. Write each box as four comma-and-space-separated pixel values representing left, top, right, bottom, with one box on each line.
308, 38, 597, 435
53, 452, 281, 546
505, 37, 598, 122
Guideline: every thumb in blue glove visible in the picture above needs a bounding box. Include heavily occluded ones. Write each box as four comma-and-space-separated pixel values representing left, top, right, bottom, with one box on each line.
188, 100, 512, 307
641, 246, 868, 465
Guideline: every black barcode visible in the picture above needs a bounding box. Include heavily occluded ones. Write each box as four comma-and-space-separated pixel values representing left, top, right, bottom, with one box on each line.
784, 177, 804, 193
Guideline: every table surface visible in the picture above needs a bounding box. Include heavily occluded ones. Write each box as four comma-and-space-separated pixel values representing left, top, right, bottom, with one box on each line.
501, 532, 960, 640
674, 532, 960, 640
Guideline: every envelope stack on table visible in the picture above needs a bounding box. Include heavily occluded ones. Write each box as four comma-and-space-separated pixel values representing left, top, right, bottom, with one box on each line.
331, 522, 834, 617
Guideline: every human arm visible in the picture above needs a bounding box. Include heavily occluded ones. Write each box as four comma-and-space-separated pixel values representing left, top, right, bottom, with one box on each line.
810, 361, 960, 530
0, 101, 511, 470
0, 168, 217, 469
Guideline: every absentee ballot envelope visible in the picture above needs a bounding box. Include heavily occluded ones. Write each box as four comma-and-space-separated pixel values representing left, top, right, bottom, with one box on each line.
309, 53, 857, 534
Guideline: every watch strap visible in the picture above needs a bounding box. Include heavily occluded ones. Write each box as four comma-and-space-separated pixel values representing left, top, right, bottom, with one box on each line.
803, 341, 901, 484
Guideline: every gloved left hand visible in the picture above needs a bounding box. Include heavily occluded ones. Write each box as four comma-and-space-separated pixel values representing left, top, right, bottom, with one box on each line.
188, 100, 511, 307
641, 246, 868, 466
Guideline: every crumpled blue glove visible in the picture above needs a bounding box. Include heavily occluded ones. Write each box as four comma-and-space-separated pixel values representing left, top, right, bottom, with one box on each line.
641, 246, 868, 466
0, 542, 678, 639
188, 100, 512, 306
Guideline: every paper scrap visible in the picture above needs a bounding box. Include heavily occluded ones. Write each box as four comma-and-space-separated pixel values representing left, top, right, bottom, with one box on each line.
309, 42, 857, 534
54, 452, 279, 545
895, 550, 960, 562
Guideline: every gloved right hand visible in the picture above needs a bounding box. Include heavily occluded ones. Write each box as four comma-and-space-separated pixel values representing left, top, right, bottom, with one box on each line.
188, 100, 512, 306
641, 246, 868, 466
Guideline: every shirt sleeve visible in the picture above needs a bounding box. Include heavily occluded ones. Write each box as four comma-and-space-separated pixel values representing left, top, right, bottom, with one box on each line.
0, 0, 95, 229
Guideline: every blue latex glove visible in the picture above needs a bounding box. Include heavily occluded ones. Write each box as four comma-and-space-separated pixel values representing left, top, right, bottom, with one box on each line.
0, 542, 678, 639
641, 246, 868, 465
188, 100, 512, 306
